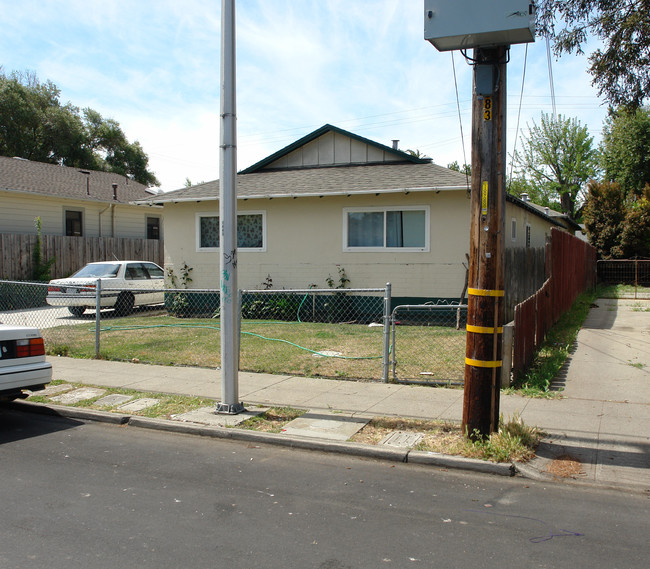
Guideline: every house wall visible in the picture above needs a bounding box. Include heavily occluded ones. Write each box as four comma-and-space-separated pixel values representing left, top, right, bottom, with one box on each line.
162, 191, 560, 299
267, 131, 403, 169
507, 203, 553, 248
164, 190, 471, 298
0, 191, 162, 239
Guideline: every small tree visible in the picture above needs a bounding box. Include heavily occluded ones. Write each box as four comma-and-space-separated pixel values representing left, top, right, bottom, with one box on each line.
31, 217, 55, 281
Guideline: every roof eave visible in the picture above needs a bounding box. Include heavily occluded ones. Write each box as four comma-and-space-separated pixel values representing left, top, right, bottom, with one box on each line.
140, 185, 468, 205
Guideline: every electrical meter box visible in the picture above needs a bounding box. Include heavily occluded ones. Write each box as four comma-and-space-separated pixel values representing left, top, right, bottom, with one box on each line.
424, 0, 535, 52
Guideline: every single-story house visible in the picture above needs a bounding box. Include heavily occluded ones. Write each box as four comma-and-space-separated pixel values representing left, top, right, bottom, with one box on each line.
0, 156, 162, 240
140, 124, 569, 302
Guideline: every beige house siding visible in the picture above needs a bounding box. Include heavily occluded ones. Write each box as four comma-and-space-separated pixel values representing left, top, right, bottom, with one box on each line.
0, 191, 160, 239
267, 130, 403, 170
507, 203, 553, 248
164, 190, 477, 298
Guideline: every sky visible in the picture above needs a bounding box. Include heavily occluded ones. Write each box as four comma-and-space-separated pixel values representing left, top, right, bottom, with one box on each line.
1, 0, 609, 193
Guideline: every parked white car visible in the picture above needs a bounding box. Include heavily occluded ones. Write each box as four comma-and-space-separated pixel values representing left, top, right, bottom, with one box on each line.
0, 324, 52, 401
46, 261, 165, 316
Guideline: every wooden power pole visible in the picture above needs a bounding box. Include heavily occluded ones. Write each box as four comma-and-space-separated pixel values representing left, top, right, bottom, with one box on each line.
462, 45, 508, 438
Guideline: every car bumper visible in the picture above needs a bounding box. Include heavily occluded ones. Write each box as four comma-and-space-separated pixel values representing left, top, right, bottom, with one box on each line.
46, 292, 118, 308
0, 360, 53, 392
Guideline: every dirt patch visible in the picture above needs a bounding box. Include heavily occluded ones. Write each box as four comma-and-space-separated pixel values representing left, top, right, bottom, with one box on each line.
546, 454, 586, 478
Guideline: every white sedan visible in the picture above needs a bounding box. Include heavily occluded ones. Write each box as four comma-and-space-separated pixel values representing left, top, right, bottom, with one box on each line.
46, 261, 165, 316
0, 324, 52, 401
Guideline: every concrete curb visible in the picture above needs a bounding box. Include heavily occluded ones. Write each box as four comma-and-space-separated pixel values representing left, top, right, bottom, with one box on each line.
10, 401, 516, 477
407, 450, 515, 476
10, 400, 130, 425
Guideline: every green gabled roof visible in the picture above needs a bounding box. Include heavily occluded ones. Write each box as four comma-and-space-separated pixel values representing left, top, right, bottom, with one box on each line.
239, 123, 431, 174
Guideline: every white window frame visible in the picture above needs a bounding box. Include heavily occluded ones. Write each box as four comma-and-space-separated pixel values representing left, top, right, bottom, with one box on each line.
196, 211, 266, 252
343, 205, 430, 252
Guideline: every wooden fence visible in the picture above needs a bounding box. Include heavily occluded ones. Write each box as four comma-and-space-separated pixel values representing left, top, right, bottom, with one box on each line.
504, 245, 547, 323
512, 229, 597, 373
0, 233, 164, 280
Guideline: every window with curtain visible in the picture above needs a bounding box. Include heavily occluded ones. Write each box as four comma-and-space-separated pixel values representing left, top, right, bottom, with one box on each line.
197, 212, 265, 250
344, 207, 428, 251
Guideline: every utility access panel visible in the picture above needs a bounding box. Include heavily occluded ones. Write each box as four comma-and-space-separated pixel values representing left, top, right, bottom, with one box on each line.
424, 0, 535, 52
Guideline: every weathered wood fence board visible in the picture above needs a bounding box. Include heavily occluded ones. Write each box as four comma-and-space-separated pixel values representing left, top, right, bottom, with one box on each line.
512, 229, 597, 374
0, 233, 163, 280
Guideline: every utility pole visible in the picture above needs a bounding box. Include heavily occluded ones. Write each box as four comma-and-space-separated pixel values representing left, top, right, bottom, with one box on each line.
216, 0, 243, 414
462, 46, 507, 438
424, 0, 534, 439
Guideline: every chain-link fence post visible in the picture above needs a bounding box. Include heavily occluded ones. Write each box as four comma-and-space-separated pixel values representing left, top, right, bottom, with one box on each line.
382, 283, 391, 383
95, 278, 101, 358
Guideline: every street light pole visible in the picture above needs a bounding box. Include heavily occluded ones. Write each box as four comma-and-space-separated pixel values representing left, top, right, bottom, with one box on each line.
216, 0, 243, 414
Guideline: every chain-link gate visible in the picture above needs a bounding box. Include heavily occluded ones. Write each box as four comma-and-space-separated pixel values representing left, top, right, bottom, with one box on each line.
390, 302, 467, 385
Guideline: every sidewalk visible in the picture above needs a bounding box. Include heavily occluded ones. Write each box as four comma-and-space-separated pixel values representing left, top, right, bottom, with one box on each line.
45, 297, 650, 492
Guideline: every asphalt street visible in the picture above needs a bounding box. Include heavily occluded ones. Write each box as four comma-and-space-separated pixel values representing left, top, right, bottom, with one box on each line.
1, 408, 648, 569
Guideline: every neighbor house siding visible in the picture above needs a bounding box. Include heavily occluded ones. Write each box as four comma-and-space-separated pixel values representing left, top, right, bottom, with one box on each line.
0, 191, 158, 239
506, 203, 553, 248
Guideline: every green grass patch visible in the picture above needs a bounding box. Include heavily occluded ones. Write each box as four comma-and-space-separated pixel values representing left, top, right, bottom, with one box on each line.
598, 283, 650, 299
352, 413, 543, 463
27, 383, 216, 419
42, 315, 466, 382
507, 290, 597, 397
236, 407, 306, 433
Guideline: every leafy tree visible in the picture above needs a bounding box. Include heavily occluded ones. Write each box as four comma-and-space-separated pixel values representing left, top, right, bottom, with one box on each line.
510, 112, 599, 219
0, 70, 159, 186
447, 161, 471, 176
583, 181, 650, 258
600, 106, 650, 197
583, 181, 627, 258
536, 0, 650, 109
405, 148, 430, 160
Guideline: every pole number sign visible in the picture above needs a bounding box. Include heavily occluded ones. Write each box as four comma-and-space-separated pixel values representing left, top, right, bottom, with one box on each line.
483, 97, 492, 121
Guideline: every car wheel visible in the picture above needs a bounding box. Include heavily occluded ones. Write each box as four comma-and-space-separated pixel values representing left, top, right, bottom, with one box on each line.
115, 292, 135, 316
68, 306, 86, 317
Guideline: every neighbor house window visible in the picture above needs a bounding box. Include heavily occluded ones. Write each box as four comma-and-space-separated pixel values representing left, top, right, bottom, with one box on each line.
197, 212, 265, 251
511, 218, 517, 242
147, 216, 160, 240
344, 206, 429, 251
525, 224, 532, 248
65, 210, 83, 236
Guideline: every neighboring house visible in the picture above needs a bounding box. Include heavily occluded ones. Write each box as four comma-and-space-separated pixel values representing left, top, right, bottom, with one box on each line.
0, 156, 162, 240
140, 124, 567, 303
516, 192, 583, 238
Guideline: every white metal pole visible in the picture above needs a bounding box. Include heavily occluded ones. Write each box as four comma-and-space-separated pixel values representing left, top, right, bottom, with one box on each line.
216, 0, 243, 414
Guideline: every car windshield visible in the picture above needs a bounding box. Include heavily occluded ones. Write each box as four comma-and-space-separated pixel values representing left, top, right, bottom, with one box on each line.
71, 263, 121, 278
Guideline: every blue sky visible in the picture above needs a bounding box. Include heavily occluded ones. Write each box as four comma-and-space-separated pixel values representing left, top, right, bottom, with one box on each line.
1, 0, 608, 192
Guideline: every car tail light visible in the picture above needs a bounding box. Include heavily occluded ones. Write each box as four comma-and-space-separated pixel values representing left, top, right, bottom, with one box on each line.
48, 286, 60, 292
16, 337, 46, 358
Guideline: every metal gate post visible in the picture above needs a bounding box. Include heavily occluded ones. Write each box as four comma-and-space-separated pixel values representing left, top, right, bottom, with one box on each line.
95, 278, 101, 358
382, 283, 391, 382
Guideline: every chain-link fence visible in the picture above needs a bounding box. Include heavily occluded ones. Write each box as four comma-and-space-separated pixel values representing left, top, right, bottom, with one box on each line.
597, 259, 650, 299
1, 280, 468, 384
0, 280, 391, 381
390, 302, 467, 385
240, 287, 390, 381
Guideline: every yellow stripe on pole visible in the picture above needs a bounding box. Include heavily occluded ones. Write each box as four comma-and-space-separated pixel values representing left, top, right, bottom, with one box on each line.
467, 288, 505, 297
466, 324, 503, 334
465, 358, 502, 368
